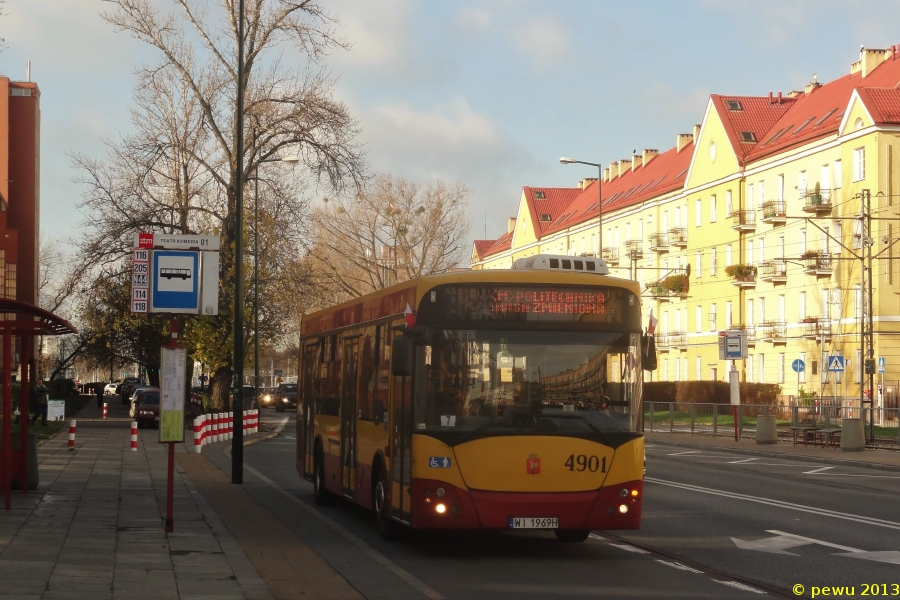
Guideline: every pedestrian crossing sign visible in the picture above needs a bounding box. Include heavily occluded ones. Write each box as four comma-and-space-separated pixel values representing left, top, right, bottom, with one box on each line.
827, 355, 845, 372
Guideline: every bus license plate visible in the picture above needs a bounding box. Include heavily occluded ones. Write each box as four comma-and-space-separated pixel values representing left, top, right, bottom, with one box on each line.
509, 517, 558, 529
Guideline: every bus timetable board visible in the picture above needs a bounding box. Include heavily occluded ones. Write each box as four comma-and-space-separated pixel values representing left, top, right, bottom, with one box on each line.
417, 284, 642, 328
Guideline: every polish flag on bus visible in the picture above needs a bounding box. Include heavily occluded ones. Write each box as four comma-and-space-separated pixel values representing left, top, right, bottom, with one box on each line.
404, 303, 416, 328
647, 310, 658, 334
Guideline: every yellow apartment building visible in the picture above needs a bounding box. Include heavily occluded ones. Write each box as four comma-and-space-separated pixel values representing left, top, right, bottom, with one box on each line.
472, 46, 900, 406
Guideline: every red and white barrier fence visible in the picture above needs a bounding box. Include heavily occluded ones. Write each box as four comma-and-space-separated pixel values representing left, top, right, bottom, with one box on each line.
192, 410, 260, 453
130, 421, 138, 451
102, 403, 108, 419
68, 420, 76, 451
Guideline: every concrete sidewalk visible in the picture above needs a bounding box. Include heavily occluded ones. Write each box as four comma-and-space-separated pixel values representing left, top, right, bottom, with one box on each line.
646, 431, 900, 472
0, 412, 276, 599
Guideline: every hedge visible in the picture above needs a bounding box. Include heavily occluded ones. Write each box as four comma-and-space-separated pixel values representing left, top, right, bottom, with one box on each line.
645, 381, 782, 408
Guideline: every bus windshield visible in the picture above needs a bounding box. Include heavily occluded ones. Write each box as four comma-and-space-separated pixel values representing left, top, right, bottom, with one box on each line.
413, 330, 641, 434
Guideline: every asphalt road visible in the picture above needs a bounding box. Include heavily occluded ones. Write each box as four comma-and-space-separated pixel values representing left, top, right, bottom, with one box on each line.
618, 443, 900, 597
201, 410, 789, 599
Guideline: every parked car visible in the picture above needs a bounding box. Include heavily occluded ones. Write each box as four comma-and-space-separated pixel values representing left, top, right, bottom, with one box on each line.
117, 377, 141, 400
128, 386, 155, 417
274, 383, 298, 412
229, 385, 257, 409
104, 382, 118, 395
134, 388, 160, 428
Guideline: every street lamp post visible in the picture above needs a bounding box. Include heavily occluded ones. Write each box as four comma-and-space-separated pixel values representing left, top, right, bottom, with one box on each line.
253, 154, 298, 411
560, 157, 602, 255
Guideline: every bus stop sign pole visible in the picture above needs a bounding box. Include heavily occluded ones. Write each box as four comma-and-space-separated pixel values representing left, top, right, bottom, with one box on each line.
730, 369, 740, 442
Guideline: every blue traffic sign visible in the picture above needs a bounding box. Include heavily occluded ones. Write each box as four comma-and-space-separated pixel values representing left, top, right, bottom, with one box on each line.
827, 355, 845, 372
791, 359, 805, 373
879, 357, 886, 374
151, 250, 200, 312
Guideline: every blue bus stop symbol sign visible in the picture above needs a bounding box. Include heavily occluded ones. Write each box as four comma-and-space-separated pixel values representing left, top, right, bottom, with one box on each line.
879, 357, 886, 373
151, 250, 200, 312
791, 359, 805, 373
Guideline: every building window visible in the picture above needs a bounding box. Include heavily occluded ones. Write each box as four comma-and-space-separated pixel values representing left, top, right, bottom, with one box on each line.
710, 195, 717, 222
799, 352, 806, 383
757, 181, 765, 207
853, 147, 866, 181
747, 183, 754, 206
696, 357, 702, 381
798, 171, 807, 196
695, 199, 702, 227
747, 299, 754, 327
682, 358, 688, 382
710, 367, 718, 381
725, 301, 733, 328
800, 229, 807, 254
710, 247, 717, 277
800, 292, 807, 320
833, 160, 842, 189
726, 244, 733, 267
778, 354, 785, 383
834, 222, 842, 254
855, 287, 863, 319
695, 305, 702, 333
747, 355, 754, 382
695, 251, 702, 278
709, 303, 717, 331
663, 358, 669, 381
725, 190, 733, 216
758, 354, 765, 383
776, 174, 784, 201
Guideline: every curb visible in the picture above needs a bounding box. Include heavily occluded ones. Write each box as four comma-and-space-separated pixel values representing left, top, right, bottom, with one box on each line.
646, 436, 900, 473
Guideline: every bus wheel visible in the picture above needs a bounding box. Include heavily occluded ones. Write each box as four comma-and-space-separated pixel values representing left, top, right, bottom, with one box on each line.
373, 465, 402, 541
555, 529, 590, 543
313, 447, 334, 506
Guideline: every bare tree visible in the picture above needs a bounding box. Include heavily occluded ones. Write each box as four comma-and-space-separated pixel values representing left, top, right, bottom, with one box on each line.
71, 0, 365, 405
307, 173, 470, 300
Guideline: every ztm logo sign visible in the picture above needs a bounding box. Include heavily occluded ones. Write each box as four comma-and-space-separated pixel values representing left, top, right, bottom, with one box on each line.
527, 457, 541, 474
138, 232, 154, 248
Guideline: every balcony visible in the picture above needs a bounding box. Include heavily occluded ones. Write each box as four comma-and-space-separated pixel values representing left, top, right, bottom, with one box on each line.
802, 251, 832, 276
667, 331, 687, 350
601, 246, 620, 266
656, 332, 672, 351
648, 232, 670, 253
625, 239, 644, 260
646, 274, 690, 302
731, 210, 756, 232
668, 227, 688, 248
759, 259, 788, 284
760, 200, 787, 225
802, 317, 833, 341
757, 321, 787, 344
725, 264, 757, 289
801, 187, 833, 214
732, 324, 756, 346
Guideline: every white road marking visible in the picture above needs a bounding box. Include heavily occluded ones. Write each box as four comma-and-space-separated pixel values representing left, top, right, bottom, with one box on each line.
645, 477, 900, 530
834, 550, 900, 564
802, 466, 834, 474
242, 463, 447, 600
274, 416, 289, 434
610, 543, 650, 554
656, 560, 703, 573
727, 458, 760, 464
732, 530, 900, 565
665, 450, 703, 456
803, 473, 900, 479
764, 530, 861, 552
714, 580, 767, 594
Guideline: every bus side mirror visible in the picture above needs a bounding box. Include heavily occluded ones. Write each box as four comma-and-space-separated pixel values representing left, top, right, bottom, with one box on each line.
642, 334, 658, 371
391, 337, 414, 377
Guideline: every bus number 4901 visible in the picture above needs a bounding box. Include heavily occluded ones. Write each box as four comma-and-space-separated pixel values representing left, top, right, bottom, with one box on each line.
565, 454, 605, 473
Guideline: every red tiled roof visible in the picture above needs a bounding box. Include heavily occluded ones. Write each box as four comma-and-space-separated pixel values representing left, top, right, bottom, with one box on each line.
856, 87, 900, 123
480, 230, 513, 258
747, 56, 900, 162
711, 95, 795, 160
473, 239, 495, 260
540, 143, 693, 238
523, 186, 581, 237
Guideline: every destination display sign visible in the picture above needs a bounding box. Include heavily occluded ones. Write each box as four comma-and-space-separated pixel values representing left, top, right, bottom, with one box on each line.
418, 284, 640, 328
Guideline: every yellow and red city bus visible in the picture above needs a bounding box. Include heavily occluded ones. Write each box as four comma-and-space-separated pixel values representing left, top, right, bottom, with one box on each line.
297, 260, 651, 542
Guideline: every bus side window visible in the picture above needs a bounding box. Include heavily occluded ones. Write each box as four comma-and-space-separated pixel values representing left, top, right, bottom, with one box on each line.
358, 326, 376, 421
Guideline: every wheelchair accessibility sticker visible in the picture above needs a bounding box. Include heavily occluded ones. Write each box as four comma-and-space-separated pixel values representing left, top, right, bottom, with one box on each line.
429, 457, 452, 469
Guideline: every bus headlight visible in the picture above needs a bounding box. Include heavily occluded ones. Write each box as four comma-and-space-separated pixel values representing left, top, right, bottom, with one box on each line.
436, 487, 446, 497
619, 488, 629, 498
619, 504, 629, 514
435, 503, 447, 514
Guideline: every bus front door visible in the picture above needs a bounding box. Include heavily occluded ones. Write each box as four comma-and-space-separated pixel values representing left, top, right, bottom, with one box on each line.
390, 332, 413, 522
340, 337, 360, 497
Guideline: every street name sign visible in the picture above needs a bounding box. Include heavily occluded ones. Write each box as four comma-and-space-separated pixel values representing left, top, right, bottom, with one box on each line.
134, 232, 220, 251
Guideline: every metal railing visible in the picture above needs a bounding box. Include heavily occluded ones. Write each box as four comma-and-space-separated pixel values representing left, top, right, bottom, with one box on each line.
625, 239, 644, 260
759, 259, 787, 281
802, 317, 833, 339
802, 251, 832, 274
644, 402, 900, 447
602, 247, 620, 263
761, 200, 786, 220
731, 210, 756, 229
668, 227, 687, 246
648, 232, 669, 250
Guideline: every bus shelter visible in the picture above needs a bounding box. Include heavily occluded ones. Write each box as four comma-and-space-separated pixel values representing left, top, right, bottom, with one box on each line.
0, 299, 77, 510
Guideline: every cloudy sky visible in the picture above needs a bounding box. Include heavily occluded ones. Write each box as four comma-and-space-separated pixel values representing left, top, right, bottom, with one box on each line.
4, 0, 900, 250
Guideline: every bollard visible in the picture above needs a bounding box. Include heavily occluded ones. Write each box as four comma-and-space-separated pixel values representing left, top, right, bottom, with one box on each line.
193, 417, 203, 454
68, 420, 76, 451
690, 404, 695, 435
669, 402, 674, 433
252, 409, 258, 434
712, 404, 718, 438
227, 411, 234, 440
200, 414, 208, 447
213, 412, 221, 443
102, 403, 108, 419
130, 421, 138, 451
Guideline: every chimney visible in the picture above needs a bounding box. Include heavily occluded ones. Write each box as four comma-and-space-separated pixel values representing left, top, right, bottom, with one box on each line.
676, 133, 694, 153
642, 149, 659, 166
617, 159, 631, 177
603, 167, 610, 182
804, 76, 820, 94
632, 154, 642, 171
861, 47, 891, 78
26, 61, 31, 82
692, 124, 701, 140
609, 161, 619, 180
508, 218, 517, 234
580, 178, 597, 191
777, 91, 783, 104
787, 90, 804, 98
